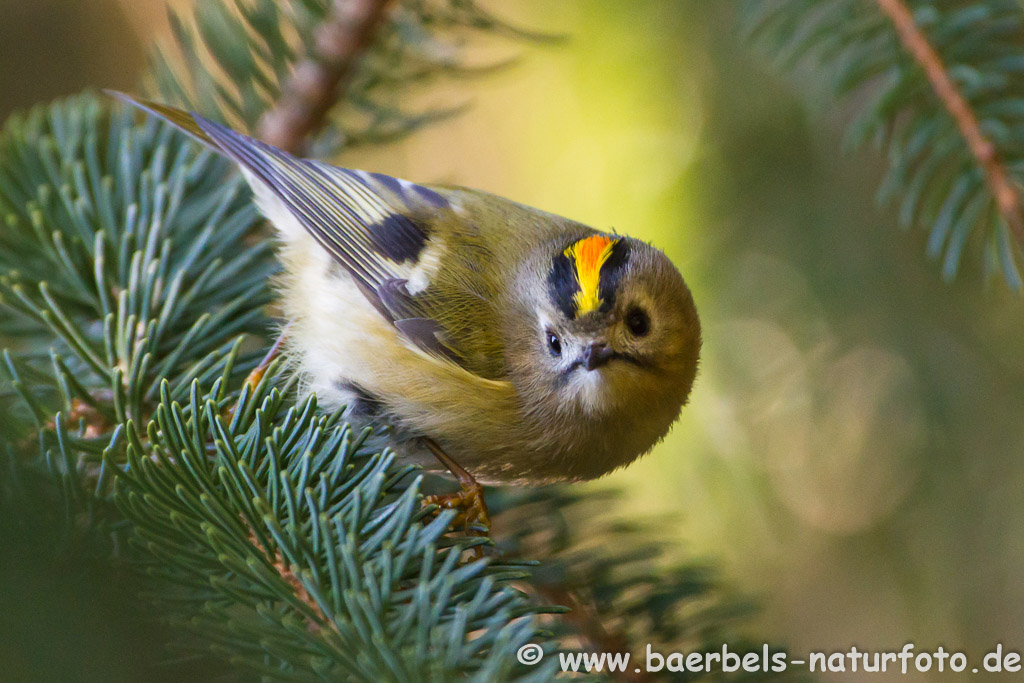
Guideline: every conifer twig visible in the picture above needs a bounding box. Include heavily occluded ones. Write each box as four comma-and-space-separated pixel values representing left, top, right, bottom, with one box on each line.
247, 526, 329, 632
875, 0, 1024, 247
258, 0, 394, 154
535, 583, 648, 683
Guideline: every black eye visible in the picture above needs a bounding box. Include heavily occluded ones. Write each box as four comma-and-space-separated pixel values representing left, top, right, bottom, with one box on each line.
547, 331, 562, 356
625, 307, 650, 337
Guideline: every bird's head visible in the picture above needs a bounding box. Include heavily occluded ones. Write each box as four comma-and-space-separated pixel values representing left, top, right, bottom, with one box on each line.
507, 233, 701, 433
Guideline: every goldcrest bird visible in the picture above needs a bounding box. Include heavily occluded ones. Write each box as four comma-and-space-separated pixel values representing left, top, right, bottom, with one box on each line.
109, 93, 701, 524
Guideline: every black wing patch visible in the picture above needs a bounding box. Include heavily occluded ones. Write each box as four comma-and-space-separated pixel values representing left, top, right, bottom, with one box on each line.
111, 94, 480, 370
369, 214, 430, 263
189, 117, 456, 339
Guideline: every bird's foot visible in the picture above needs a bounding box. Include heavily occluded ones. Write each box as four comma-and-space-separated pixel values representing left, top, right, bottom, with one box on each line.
422, 480, 491, 534
241, 362, 271, 395
224, 328, 288, 419
418, 439, 495, 559
246, 328, 289, 392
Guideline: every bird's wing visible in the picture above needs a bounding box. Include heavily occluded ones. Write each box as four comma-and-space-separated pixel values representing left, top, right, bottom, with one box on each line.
109, 92, 508, 380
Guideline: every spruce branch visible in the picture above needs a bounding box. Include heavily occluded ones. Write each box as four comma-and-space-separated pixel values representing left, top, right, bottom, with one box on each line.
245, 520, 331, 632
534, 583, 647, 683
259, 0, 394, 154
0, 93, 274, 452
0, 95, 568, 677
0, 4, 804, 678
745, 0, 1024, 287
492, 488, 796, 681
875, 0, 1024, 247
151, 0, 542, 157
107, 370, 559, 680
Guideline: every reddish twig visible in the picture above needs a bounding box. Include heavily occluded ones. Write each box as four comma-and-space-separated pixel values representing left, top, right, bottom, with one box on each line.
258, 0, 394, 154
875, 0, 1024, 246
533, 584, 650, 683
247, 526, 330, 631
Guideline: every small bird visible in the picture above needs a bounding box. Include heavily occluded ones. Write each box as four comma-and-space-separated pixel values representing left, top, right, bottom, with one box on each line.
109, 92, 701, 527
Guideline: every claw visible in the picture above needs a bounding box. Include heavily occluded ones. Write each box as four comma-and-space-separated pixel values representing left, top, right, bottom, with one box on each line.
242, 362, 270, 393
422, 480, 492, 533
225, 328, 288, 418
420, 439, 493, 559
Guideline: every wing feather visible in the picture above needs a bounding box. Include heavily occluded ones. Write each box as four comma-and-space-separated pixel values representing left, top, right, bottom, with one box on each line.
109, 92, 506, 378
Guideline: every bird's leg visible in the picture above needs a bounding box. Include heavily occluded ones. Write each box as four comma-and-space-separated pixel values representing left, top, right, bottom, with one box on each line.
420, 438, 491, 534
225, 327, 289, 421
243, 326, 289, 393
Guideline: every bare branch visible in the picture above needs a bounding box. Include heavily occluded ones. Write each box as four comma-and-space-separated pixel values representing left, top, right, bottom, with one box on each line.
258, 0, 394, 154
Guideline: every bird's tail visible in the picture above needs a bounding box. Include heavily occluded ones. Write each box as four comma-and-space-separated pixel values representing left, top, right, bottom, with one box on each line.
104, 91, 221, 149
104, 90, 306, 203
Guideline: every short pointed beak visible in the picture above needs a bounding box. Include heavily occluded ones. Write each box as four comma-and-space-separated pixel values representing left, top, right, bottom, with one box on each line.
583, 342, 614, 371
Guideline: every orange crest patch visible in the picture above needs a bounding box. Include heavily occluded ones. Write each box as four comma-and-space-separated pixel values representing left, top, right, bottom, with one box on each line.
564, 235, 620, 315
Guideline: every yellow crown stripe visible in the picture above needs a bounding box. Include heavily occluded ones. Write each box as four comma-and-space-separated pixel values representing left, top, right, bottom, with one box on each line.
565, 235, 618, 315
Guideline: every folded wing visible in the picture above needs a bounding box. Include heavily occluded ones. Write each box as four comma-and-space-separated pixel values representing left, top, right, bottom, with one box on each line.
109, 92, 505, 379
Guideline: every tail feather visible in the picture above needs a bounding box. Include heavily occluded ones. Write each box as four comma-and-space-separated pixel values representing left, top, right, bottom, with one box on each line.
104, 90, 295, 199
104, 90, 220, 149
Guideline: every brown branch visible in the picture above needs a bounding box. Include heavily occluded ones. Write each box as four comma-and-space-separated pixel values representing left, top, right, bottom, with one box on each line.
247, 526, 330, 632
532, 583, 650, 683
257, 0, 394, 154
874, 0, 1024, 247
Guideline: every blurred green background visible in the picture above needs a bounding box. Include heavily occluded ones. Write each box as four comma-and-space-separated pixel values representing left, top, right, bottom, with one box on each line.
3, 1, 1024, 679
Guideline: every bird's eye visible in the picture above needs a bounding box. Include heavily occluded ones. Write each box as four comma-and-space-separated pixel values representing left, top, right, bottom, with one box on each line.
547, 330, 562, 356
625, 307, 650, 337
